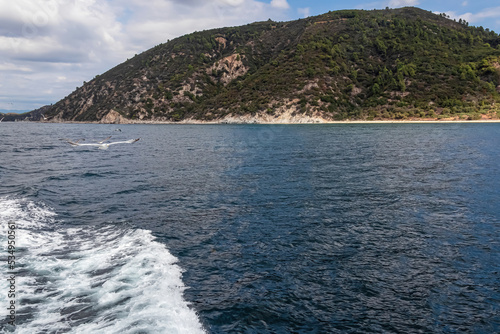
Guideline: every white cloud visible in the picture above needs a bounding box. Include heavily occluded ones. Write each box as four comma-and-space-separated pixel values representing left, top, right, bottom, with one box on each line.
218, 0, 245, 5
388, 0, 420, 7
0, 62, 32, 72
445, 6, 500, 25
298, 7, 310, 18
462, 1, 468, 6
270, 0, 289, 10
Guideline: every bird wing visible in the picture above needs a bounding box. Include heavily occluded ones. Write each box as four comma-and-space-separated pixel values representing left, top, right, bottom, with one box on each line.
107, 138, 141, 145
98, 136, 112, 144
63, 138, 85, 146
76, 143, 104, 147
64, 138, 139, 148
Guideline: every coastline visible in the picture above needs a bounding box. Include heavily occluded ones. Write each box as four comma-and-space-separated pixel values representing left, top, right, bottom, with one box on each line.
7, 112, 500, 125
19, 119, 500, 125
36, 118, 500, 125
45, 108, 500, 124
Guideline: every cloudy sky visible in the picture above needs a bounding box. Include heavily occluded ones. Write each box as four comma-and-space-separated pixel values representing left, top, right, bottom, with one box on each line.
1, 0, 499, 113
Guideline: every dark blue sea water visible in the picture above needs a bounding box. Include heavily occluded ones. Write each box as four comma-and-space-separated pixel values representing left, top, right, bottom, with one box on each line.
0, 123, 499, 333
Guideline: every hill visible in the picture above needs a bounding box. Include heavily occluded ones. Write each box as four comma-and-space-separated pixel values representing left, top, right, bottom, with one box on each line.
39, 7, 500, 123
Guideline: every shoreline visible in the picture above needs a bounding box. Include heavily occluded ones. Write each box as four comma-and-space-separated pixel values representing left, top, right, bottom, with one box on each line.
5, 116, 500, 125
6, 119, 500, 125
35, 119, 500, 125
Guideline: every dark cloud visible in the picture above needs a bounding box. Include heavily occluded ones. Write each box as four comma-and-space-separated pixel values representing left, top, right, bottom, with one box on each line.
14, 50, 88, 63
0, 17, 25, 37
0, 17, 55, 39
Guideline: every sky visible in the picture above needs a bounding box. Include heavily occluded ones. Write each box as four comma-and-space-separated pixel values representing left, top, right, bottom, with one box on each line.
1, 0, 500, 113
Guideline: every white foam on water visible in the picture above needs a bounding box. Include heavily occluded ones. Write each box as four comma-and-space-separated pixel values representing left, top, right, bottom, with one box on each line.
0, 198, 206, 334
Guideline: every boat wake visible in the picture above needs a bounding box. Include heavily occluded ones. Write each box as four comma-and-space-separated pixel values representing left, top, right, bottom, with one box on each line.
0, 198, 205, 333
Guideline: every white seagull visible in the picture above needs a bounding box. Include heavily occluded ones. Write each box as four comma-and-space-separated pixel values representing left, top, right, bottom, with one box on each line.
65, 136, 140, 150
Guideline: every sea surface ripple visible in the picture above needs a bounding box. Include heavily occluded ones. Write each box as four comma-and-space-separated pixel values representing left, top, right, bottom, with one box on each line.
0, 123, 499, 333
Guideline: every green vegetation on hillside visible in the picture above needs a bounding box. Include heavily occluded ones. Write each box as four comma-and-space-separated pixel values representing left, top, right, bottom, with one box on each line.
43, 7, 500, 122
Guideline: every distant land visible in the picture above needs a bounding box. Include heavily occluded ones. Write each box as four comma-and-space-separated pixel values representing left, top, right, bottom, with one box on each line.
0, 110, 30, 114
2, 7, 500, 123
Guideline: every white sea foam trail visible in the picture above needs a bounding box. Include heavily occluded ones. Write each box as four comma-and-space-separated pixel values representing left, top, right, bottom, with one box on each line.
0, 198, 206, 334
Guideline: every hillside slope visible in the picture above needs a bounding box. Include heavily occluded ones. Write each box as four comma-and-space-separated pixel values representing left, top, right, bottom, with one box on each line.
42, 7, 500, 123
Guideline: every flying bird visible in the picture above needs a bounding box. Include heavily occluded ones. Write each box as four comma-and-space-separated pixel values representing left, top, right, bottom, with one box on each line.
64, 136, 140, 150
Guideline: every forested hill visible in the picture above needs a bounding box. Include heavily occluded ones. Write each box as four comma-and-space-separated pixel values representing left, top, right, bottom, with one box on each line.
40, 7, 500, 122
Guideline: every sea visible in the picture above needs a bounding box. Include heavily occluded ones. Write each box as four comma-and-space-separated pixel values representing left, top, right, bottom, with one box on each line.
0, 122, 499, 333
